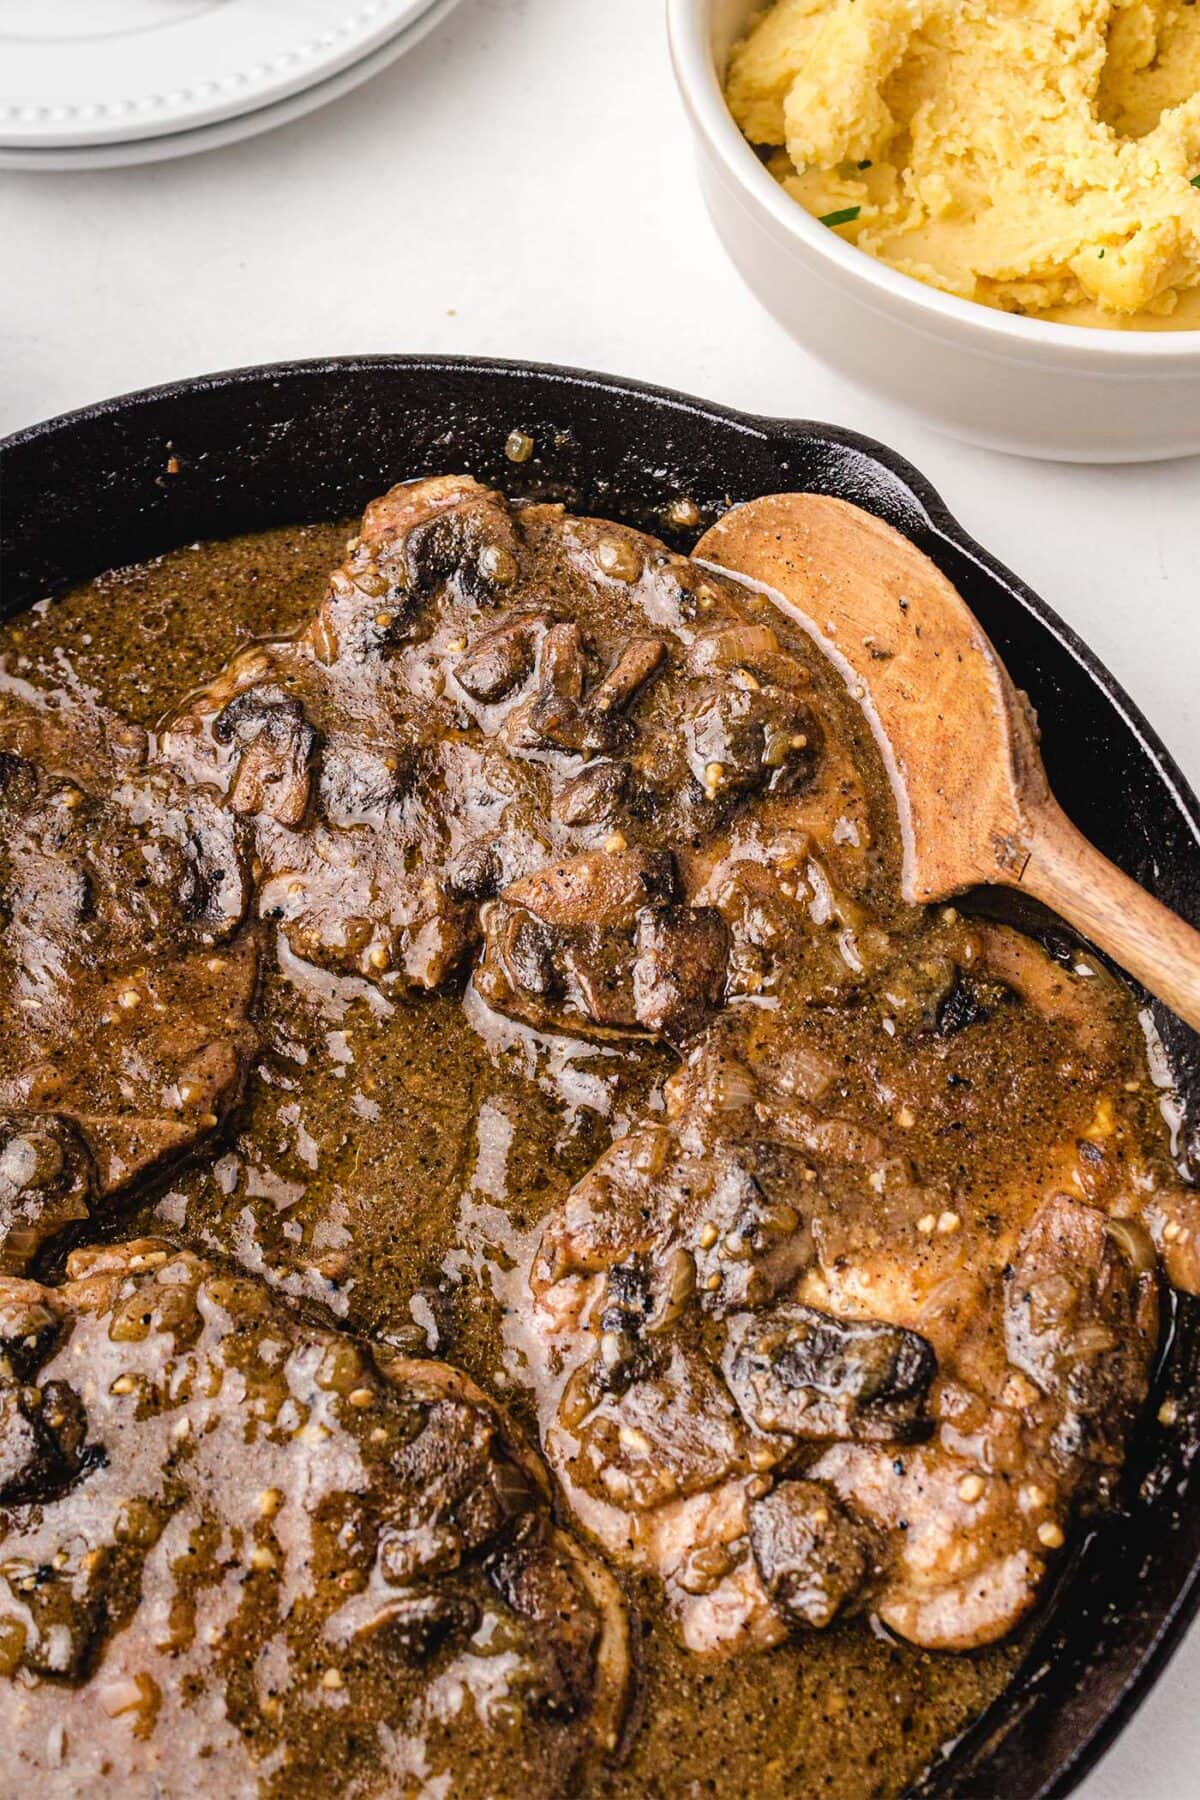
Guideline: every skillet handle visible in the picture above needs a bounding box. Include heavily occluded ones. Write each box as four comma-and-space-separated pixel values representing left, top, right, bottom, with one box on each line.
1020, 798, 1200, 1033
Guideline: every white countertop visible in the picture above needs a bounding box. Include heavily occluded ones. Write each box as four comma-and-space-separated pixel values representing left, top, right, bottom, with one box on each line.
1, 1, 1197, 1792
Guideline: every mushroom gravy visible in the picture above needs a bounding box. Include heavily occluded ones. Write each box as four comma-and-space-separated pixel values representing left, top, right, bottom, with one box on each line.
0, 488, 1191, 1798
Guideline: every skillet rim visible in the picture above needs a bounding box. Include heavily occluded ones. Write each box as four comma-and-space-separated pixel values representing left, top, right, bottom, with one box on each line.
4, 353, 1198, 851
1, 351, 1199, 1800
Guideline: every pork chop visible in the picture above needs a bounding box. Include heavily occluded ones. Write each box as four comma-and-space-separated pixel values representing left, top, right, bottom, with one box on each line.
159, 477, 876, 1042
0, 1239, 628, 1797
526, 936, 1162, 1655
0, 705, 259, 1267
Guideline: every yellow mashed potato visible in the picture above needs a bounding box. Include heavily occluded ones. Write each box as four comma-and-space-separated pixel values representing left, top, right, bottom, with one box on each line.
726, 0, 1200, 327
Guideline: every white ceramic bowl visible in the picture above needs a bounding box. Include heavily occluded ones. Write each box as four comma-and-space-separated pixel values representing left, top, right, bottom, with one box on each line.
667, 0, 1200, 461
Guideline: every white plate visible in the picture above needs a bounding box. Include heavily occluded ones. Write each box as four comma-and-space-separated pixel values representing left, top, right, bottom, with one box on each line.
0, 0, 461, 170
0, 0, 440, 147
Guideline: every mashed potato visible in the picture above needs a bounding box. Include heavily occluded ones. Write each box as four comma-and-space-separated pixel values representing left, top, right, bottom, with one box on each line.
726, 0, 1200, 327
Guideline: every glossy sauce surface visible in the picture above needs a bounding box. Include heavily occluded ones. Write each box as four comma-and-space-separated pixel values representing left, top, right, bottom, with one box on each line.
0, 515, 1183, 1797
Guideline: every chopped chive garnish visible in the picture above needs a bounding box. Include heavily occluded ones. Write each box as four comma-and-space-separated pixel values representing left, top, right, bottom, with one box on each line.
857, 159, 872, 170
1098, 248, 1105, 258
819, 205, 861, 228
1191, 174, 1200, 188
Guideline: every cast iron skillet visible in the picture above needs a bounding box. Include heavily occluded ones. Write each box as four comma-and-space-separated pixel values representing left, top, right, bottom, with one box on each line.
2, 355, 1199, 1800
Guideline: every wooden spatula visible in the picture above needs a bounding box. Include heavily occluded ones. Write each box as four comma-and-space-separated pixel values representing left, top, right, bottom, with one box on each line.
695, 493, 1200, 1032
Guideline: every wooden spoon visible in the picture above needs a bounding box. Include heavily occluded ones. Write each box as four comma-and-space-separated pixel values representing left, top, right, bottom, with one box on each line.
695, 492, 1200, 1032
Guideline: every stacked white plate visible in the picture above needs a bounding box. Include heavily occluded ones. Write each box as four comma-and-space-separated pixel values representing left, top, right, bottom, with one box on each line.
0, 0, 464, 170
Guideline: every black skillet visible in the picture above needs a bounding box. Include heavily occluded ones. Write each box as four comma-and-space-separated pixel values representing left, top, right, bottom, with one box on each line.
2, 355, 1199, 1800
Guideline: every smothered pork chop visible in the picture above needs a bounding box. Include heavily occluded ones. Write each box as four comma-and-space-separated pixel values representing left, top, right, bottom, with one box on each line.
0, 695, 260, 1268
0, 1241, 626, 1797
0, 476, 1192, 1796
159, 475, 870, 1038
529, 979, 1165, 1654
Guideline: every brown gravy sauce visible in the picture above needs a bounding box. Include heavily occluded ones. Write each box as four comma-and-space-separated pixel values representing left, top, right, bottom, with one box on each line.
0, 521, 1038, 1797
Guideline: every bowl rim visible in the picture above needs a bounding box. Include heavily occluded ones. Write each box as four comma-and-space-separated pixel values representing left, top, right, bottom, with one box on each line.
666, 0, 1200, 362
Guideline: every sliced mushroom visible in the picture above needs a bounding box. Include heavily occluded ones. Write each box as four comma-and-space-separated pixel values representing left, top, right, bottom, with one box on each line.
0, 1113, 94, 1276
632, 904, 730, 1045
213, 689, 318, 827
749, 1479, 876, 1629
453, 613, 548, 702
1004, 1192, 1158, 1481
552, 760, 631, 827
589, 638, 667, 714
725, 1302, 937, 1443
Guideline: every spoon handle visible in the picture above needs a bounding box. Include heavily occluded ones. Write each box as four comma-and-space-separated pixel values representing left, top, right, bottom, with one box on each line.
1021, 799, 1200, 1033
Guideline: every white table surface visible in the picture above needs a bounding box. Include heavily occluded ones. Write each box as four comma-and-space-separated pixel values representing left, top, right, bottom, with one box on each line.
0, 0, 1197, 1792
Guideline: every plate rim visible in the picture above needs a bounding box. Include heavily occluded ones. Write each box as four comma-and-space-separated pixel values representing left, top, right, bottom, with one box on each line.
0, 0, 463, 171
0, 0, 438, 147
